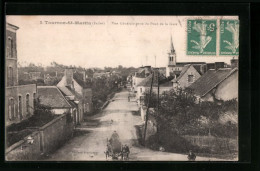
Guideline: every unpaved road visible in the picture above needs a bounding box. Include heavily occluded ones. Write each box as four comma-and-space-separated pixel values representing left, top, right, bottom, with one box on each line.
44, 89, 234, 161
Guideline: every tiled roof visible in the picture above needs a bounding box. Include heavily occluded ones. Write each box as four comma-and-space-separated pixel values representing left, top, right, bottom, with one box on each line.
57, 86, 74, 96
137, 72, 172, 87
188, 68, 238, 97
193, 65, 202, 75
58, 86, 82, 100
37, 86, 72, 108
73, 72, 91, 88
135, 67, 152, 78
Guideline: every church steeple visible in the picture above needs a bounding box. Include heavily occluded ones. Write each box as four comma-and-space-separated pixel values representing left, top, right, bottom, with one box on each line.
170, 35, 175, 53
168, 35, 176, 66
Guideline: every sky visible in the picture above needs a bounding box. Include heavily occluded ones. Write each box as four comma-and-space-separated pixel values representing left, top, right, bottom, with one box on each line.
6, 16, 239, 69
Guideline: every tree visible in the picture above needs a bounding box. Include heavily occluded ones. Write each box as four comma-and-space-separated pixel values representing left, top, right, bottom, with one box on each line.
144, 88, 199, 135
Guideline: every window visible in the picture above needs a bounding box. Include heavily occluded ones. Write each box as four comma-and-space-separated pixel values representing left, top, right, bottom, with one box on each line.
26, 94, 30, 115
6, 47, 10, 57
18, 96, 22, 118
9, 98, 15, 120
140, 88, 142, 93
188, 75, 194, 83
8, 37, 13, 58
33, 93, 36, 108
7, 67, 14, 86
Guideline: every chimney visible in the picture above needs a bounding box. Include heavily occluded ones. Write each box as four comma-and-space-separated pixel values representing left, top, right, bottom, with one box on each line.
82, 71, 86, 82
215, 62, 224, 70
206, 63, 215, 71
64, 68, 74, 86
231, 58, 238, 69
55, 71, 58, 77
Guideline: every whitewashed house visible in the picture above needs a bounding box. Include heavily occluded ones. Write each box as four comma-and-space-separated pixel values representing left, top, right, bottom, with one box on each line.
188, 67, 238, 102
171, 64, 201, 89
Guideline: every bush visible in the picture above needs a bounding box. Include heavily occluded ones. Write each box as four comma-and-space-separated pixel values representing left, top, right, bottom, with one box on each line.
6, 102, 58, 147
145, 129, 209, 154
6, 129, 34, 147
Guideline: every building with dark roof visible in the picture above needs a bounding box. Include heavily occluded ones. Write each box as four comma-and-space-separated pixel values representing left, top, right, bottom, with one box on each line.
135, 70, 173, 105
171, 64, 201, 89
188, 68, 238, 102
57, 69, 93, 124
131, 66, 152, 92
37, 86, 75, 113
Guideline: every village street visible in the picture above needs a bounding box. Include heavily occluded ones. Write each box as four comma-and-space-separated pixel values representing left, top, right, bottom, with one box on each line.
43, 89, 226, 161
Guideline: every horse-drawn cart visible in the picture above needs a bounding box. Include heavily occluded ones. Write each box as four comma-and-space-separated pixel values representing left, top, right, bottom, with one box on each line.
105, 131, 129, 160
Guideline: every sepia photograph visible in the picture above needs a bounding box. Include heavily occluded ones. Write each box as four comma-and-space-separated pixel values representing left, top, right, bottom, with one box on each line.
5, 15, 239, 161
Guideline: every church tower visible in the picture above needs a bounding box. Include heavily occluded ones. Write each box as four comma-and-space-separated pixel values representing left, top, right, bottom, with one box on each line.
168, 36, 176, 66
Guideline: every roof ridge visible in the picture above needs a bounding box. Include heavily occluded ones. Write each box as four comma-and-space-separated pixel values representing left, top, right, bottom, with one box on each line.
137, 74, 152, 86
37, 86, 56, 88
55, 86, 72, 107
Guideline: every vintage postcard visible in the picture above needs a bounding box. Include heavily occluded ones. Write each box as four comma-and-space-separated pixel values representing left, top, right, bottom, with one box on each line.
5, 15, 239, 161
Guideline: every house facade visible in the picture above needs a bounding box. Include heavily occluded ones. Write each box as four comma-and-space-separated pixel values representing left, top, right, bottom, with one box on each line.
57, 69, 93, 123
5, 23, 37, 126
188, 67, 238, 102
171, 64, 201, 89
132, 66, 152, 92
136, 71, 173, 106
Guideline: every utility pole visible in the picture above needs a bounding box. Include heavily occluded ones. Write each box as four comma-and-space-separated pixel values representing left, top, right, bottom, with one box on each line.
143, 71, 154, 146
157, 70, 160, 113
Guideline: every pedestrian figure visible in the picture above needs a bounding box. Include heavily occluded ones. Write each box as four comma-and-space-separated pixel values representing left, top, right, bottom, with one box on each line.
124, 144, 130, 159
187, 150, 196, 161
105, 144, 111, 159
159, 146, 165, 152
121, 144, 130, 160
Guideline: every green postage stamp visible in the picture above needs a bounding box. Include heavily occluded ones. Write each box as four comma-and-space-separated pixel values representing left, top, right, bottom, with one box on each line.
187, 20, 217, 55
220, 20, 239, 55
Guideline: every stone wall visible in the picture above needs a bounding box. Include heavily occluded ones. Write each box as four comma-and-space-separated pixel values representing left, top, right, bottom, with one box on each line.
5, 114, 74, 161
183, 135, 238, 153
40, 114, 74, 154
5, 131, 41, 161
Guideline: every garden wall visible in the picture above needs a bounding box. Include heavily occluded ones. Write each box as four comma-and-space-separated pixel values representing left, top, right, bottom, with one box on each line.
40, 114, 74, 154
183, 135, 238, 153
5, 114, 74, 161
5, 131, 41, 161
